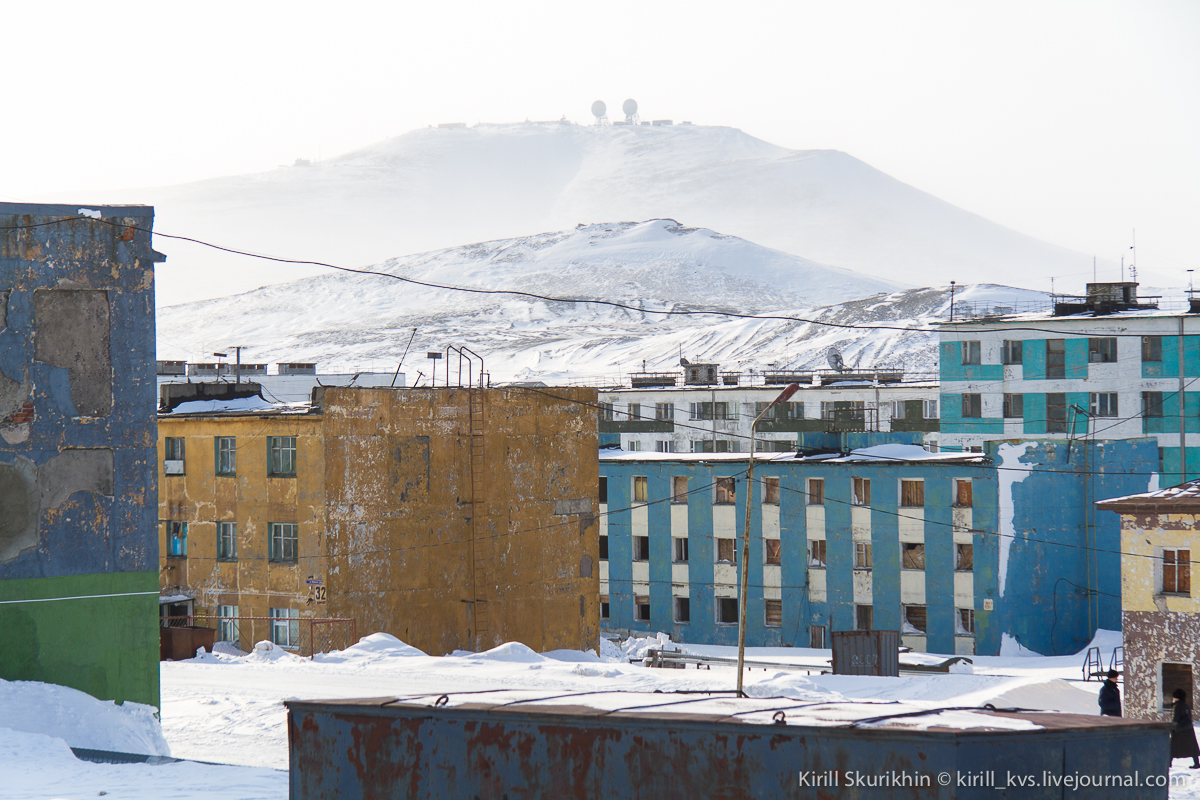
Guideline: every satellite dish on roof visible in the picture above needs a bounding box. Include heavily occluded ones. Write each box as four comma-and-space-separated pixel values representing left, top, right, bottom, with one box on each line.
680, 357, 691, 366
827, 348, 846, 372
591, 100, 606, 119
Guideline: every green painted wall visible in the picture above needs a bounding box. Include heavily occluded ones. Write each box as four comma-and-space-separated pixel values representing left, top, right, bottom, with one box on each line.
0, 571, 160, 708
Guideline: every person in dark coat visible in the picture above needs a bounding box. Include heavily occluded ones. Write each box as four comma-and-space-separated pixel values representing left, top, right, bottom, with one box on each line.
1099, 669, 1122, 717
1171, 688, 1200, 769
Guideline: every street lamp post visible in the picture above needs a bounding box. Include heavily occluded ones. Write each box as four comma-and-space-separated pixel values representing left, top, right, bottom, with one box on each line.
737, 382, 801, 696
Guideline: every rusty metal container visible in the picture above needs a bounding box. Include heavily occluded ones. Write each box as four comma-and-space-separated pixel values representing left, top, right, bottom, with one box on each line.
159, 625, 216, 661
832, 629, 900, 676
285, 695, 1169, 799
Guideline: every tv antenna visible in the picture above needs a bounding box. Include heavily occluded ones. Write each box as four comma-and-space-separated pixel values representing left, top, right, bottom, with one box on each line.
622, 98, 639, 124
591, 100, 608, 126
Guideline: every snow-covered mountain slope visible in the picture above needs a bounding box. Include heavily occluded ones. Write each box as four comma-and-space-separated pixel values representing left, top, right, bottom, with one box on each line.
86, 122, 1095, 306
156, 220, 1048, 384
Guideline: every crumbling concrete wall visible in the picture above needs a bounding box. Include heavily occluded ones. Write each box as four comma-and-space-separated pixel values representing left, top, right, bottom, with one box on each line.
322, 386, 599, 654
157, 412, 326, 649
0, 203, 163, 707
1120, 511, 1200, 720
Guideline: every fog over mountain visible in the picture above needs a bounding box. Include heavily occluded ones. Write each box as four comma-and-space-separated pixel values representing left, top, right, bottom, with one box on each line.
87, 122, 1099, 306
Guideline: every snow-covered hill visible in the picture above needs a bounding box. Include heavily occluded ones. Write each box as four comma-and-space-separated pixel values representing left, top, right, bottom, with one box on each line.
156, 219, 1048, 383
86, 122, 1097, 306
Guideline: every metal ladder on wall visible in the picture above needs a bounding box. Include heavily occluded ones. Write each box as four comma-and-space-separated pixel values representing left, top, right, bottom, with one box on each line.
468, 386, 490, 649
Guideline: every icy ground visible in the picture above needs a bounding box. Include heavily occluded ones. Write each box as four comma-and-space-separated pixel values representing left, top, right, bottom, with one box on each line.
5, 630, 1200, 799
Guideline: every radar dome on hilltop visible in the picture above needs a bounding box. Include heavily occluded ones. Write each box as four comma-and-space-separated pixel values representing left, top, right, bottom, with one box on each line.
622, 98, 639, 124
591, 100, 608, 125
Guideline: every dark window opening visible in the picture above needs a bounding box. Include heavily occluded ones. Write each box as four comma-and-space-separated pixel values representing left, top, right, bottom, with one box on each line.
674, 597, 690, 623
717, 597, 738, 624
633, 536, 650, 561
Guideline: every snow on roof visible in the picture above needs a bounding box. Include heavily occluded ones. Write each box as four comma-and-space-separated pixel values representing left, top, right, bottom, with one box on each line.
165, 395, 304, 415
1096, 479, 1200, 511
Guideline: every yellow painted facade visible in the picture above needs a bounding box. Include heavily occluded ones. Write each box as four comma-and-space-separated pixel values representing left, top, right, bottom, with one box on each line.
159, 412, 327, 650
157, 385, 599, 656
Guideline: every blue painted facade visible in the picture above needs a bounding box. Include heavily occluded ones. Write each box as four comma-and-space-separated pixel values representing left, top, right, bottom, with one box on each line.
600, 437, 1154, 656
0, 203, 163, 707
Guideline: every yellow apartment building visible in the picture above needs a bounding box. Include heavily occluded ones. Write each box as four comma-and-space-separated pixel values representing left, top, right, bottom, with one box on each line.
1097, 481, 1200, 719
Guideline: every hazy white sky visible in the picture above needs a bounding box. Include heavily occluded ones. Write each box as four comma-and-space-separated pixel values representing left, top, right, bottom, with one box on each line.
2, 0, 1196, 289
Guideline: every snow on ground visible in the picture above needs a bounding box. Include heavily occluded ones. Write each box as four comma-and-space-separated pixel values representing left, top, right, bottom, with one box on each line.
8, 628, 1200, 798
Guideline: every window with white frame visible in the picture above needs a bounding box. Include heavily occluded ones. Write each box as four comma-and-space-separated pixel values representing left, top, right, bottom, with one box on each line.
1001, 340, 1023, 365
854, 542, 872, 569
267, 436, 297, 477
654, 402, 674, 421
1090, 392, 1119, 417
217, 605, 240, 643
626, 403, 642, 420
215, 436, 236, 476
270, 607, 299, 648
633, 476, 648, 503
808, 539, 826, 568
654, 440, 675, 453
961, 340, 981, 365
923, 400, 938, 419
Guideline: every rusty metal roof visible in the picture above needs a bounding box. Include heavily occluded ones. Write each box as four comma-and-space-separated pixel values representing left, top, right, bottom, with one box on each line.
1096, 480, 1200, 513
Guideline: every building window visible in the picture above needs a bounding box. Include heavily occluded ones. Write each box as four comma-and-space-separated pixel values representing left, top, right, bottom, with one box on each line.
690, 402, 733, 420
633, 536, 650, 561
1047, 393, 1067, 433
958, 608, 975, 635
267, 436, 297, 477
890, 400, 905, 420
923, 400, 939, 419
166, 521, 187, 557
270, 608, 299, 648
1162, 549, 1191, 595
852, 477, 871, 506
1046, 339, 1066, 379
856, 605, 873, 631
598, 534, 608, 560
961, 394, 982, 419
674, 597, 690, 623
717, 538, 737, 564
673, 537, 689, 563
810, 625, 827, 648
599, 403, 614, 421
217, 522, 237, 561
635, 596, 651, 622
763, 477, 780, 505
765, 539, 782, 565
716, 597, 738, 625
217, 605, 239, 643
956, 543, 974, 570
1003, 393, 1024, 419
600, 597, 609, 621
854, 542, 872, 569
808, 539, 827, 568
764, 599, 782, 627
215, 436, 236, 476
655, 440, 676, 453
1001, 340, 1023, 365
1163, 663, 1194, 711
633, 476, 648, 503
1088, 337, 1118, 363
694, 439, 740, 453
1089, 392, 1119, 417
961, 340, 981, 365
626, 403, 641, 420
954, 479, 973, 507
671, 476, 688, 503
900, 479, 924, 507
904, 605, 928, 634
627, 440, 642, 452
1143, 336, 1163, 363
902, 542, 926, 570
1143, 391, 1165, 418
715, 477, 736, 505
268, 522, 298, 563
599, 477, 608, 504
821, 401, 865, 421
808, 478, 824, 505
655, 402, 674, 421
164, 437, 185, 475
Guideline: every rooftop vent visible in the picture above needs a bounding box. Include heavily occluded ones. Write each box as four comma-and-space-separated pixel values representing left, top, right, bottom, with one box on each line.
1053, 282, 1158, 316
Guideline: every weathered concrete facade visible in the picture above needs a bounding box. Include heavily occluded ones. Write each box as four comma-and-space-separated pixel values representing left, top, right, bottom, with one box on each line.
158, 385, 600, 656
1097, 484, 1200, 720
322, 387, 599, 654
158, 407, 326, 649
0, 203, 163, 707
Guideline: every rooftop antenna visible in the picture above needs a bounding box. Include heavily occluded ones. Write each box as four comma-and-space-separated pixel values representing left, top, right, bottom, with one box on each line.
949, 280, 956, 321
591, 100, 608, 126
391, 327, 417, 388
622, 98, 639, 124
1129, 229, 1137, 283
